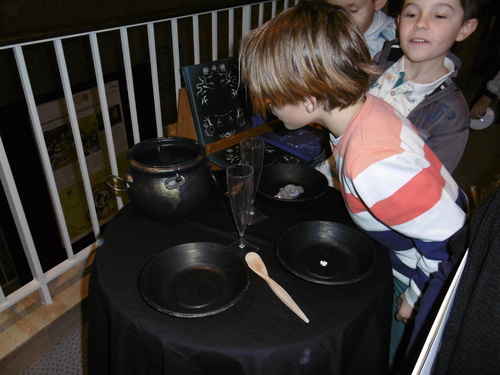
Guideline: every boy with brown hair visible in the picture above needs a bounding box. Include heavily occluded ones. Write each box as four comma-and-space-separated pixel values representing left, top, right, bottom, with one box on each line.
370, 0, 478, 173
239, 0, 467, 369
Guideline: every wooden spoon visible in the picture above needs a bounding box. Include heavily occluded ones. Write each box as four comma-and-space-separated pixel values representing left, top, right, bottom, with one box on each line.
245, 252, 309, 323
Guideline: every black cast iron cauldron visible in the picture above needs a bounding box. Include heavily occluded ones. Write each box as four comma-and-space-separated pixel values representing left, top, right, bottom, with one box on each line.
107, 137, 213, 219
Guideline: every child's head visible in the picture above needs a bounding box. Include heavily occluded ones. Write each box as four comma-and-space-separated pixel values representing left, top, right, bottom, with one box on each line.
239, 1, 379, 119
397, 0, 478, 63
397, 0, 479, 21
324, 0, 389, 34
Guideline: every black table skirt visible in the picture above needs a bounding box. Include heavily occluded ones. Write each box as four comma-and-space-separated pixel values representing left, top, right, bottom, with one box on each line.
88, 172, 393, 375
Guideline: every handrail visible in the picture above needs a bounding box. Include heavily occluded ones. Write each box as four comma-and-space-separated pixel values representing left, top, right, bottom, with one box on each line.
0, 0, 265, 47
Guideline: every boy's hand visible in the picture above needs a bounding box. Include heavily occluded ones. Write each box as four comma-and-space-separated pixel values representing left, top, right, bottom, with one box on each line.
396, 292, 416, 324
470, 95, 492, 119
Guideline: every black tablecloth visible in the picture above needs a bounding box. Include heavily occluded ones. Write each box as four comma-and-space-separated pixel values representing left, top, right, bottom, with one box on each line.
88, 172, 393, 375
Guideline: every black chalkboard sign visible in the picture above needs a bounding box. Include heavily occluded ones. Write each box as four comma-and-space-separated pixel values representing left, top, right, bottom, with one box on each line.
181, 57, 251, 147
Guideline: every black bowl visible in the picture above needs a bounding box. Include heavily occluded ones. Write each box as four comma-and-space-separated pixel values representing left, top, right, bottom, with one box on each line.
258, 163, 328, 202
139, 242, 249, 317
276, 221, 376, 285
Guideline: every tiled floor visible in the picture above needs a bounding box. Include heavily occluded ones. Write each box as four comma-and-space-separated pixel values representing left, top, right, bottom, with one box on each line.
0, 254, 94, 375
19, 322, 88, 375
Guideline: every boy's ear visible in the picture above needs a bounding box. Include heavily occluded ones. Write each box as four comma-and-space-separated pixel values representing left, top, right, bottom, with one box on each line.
374, 0, 388, 12
303, 97, 318, 113
456, 18, 478, 42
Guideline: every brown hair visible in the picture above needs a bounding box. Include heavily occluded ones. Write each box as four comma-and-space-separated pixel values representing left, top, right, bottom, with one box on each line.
239, 1, 379, 117
395, 0, 479, 21
458, 0, 479, 21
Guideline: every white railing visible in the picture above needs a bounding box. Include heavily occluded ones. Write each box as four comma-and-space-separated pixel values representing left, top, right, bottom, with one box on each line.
0, 0, 297, 312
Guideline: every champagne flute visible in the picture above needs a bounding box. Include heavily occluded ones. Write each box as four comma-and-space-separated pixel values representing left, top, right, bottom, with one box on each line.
240, 137, 267, 225
226, 164, 259, 252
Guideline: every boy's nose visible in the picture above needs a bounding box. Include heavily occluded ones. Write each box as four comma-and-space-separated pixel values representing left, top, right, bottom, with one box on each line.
413, 15, 429, 30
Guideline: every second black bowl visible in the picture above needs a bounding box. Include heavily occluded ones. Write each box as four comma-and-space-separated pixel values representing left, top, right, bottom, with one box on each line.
258, 163, 328, 202
276, 221, 376, 285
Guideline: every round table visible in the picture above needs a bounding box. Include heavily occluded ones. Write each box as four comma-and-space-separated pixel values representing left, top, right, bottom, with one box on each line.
88, 172, 393, 375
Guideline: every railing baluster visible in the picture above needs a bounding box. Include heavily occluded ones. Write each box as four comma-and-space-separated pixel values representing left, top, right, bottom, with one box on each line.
89, 33, 124, 210
120, 28, 141, 144
14, 43, 75, 261
258, 3, 265, 25
0, 134, 51, 306
242, 5, 251, 36
193, 15, 200, 64
212, 11, 218, 60
229, 8, 235, 56
171, 18, 182, 105
147, 22, 164, 137
53, 39, 101, 240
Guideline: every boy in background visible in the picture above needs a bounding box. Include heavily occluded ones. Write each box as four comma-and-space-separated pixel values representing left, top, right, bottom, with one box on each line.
319, 0, 478, 187
239, 1, 467, 369
325, 0, 396, 57
370, 0, 478, 173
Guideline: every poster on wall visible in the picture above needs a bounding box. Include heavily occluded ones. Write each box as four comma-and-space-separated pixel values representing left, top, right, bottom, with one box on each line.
36, 80, 129, 243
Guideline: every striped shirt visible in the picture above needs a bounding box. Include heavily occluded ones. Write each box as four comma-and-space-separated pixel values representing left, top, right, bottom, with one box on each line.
333, 94, 467, 308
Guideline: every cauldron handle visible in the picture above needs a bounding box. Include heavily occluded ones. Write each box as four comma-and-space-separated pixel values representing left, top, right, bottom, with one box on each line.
106, 175, 129, 193
164, 174, 186, 189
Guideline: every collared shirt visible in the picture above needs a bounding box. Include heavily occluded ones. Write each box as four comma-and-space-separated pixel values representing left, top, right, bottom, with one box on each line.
369, 57, 455, 117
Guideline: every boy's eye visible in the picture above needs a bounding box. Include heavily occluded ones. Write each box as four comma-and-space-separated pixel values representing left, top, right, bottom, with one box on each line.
401, 4, 419, 18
